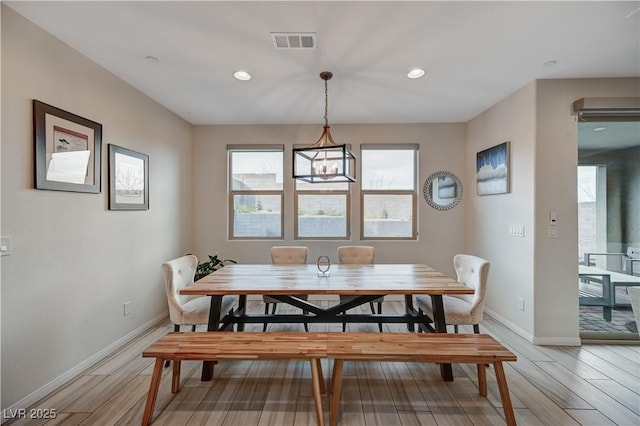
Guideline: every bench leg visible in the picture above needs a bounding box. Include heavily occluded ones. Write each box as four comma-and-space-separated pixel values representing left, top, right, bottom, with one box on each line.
142, 358, 164, 426
477, 363, 487, 397
315, 358, 326, 394
329, 359, 344, 426
493, 362, 516, 426
172, 360, 181, 393
309, 359, 325, 426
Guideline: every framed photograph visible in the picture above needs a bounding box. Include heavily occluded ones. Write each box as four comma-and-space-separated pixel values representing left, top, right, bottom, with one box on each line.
33, 100, 102, 193
109, 144, 149, 210
476, 141, 510, 196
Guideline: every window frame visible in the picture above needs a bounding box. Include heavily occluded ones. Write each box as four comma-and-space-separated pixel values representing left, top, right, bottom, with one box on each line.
360, 144, 418, 241
227, 145, 284, 240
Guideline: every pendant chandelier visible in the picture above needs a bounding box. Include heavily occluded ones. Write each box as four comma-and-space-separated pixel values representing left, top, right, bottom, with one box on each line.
293, 71, 356, 183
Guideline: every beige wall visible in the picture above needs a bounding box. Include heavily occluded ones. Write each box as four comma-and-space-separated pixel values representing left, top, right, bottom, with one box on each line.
1, 7, 193, 408
466, 82, 538, 339
192, 123, 467, 276
467, 77, 639, 344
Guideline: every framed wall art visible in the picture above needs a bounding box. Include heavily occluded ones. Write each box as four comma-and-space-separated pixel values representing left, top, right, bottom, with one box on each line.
109, 144, 149, 210
33, 100, 102, 193
476, 141, 510, 196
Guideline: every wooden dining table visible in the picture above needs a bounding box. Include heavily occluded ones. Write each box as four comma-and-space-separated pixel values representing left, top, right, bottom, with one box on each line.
180, 263, 474, 381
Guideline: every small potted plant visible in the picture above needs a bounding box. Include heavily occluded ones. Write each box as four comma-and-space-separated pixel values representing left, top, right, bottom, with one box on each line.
195, 254, 237, 280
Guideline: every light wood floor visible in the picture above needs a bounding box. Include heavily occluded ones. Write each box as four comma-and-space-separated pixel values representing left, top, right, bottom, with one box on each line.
7, 300, 640, 426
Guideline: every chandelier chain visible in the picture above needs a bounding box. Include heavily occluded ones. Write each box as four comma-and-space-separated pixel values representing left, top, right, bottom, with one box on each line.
324, 78, 329, 127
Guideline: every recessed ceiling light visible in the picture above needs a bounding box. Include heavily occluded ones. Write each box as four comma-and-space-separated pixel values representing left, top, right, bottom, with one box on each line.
145, 55, 159, 63
407, 68, 426, 79
593, 126, 607, 132
234, 70, 251, 81
543, 60, 557, 67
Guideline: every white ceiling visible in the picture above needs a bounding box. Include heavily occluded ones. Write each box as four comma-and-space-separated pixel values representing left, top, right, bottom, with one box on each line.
6, 1, 640, 126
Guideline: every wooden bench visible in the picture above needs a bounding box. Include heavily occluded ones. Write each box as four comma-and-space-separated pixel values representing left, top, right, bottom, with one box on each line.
141, 332, 328, 426
142, 332, 517, 426
325, 332, 517, 426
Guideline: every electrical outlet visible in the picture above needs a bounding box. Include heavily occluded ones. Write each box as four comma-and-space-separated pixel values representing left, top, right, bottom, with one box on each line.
517, 297, 525, 311
0, 236, 11, 256
124, 301, 132, 316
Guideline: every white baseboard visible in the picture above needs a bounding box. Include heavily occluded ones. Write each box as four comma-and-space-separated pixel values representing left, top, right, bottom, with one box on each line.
1, 312, 167, 422
484, 307, 581, 346
484, 307, 534, 342
532, 335, 581, 346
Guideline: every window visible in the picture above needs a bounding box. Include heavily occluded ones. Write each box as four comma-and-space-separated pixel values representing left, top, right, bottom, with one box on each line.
361, 145, 417, 239
295, 172, 350, 239
228, 146, 283, 239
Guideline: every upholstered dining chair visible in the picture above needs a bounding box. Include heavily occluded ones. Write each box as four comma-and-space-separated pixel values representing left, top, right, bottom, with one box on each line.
162, 254, 236, 365
263, 246, 309, 331
163, 255, 237, 333
337, 245, 383, 332
415, 254, 490, 333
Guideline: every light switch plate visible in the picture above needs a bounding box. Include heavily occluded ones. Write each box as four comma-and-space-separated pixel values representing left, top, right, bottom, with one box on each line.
509, 225, 525, 238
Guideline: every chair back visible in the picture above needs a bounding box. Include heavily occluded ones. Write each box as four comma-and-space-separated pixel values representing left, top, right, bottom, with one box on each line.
629, 287, 640, 337
271, 246, 309, 265
452, 254, 490, 324
162, 255, 198, 324
338, 246, 375, 264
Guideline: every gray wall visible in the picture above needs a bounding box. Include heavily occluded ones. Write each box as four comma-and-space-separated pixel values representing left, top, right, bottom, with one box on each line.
1, 7, 193, 408
580, 146, 640, 252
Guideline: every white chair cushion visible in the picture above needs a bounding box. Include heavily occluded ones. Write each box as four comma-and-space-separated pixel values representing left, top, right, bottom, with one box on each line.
415, 295, 480, 325
179, 295, 236, 325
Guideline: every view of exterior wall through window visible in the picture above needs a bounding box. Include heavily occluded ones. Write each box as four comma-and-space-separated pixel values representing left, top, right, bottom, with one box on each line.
360, 145, 418, 239
228, 146, 284, 239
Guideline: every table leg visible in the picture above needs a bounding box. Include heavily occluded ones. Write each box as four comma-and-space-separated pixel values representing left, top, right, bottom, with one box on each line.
201, 295, 223, 381
603, 275, 612, 322
404, 295, 415, 332
431, 295, 453, 381
237, 295, 247, 331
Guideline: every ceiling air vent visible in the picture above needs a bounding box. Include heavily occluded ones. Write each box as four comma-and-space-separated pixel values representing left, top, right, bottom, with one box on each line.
271, 32, 316, 49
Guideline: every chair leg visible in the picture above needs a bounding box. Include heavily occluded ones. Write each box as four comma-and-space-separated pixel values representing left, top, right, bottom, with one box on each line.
342, 312, 347, 332
377, 302, 383, 332
191, 325, 196, 332
303, 310, 309, 332
473, 324, 480, 334
454, 325, 459, 333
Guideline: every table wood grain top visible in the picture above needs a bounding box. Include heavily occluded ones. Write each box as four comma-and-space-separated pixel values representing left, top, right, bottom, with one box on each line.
180, 264, 474, 296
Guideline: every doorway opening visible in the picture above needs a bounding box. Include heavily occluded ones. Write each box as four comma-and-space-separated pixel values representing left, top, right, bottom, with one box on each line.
577, 120, 640, 340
